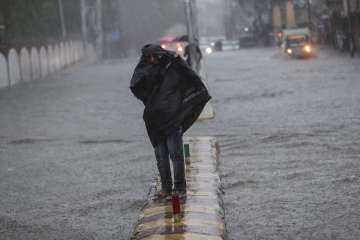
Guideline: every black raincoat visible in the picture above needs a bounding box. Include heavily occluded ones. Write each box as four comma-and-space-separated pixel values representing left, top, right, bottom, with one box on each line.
130, 44, 211, 147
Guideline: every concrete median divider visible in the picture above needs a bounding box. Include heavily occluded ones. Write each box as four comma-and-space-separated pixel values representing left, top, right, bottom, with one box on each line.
0, 53, 8, 88
47, 45, 55, 74
20, 48, 32, 82
40, 47, 49, 78
8, 49, 21, 86
64, 42, 69, 66
59, 42, 65, 69
31, 47, 41, 80
0, 40, 90, 90
54, 44, 61, 71
130, 137, 226, 240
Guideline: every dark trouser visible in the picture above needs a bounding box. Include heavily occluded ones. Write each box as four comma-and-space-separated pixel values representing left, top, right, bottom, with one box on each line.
154, 128, 186, 193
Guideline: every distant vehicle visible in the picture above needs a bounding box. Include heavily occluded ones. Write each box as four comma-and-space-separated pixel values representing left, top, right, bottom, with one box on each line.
221, 40, 239, 51
201, 36, 234, 53
282, 28, 313, 58
211, 40, 223, 51
200, 37, 239, 53
199, 43, 213, 55
200, 38, 219, 54
158, 36, 188, 56
239, 27, 257, 48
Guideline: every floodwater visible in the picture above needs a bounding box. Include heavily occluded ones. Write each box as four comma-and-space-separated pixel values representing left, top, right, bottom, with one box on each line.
0, 48, 359, 239
191, 48, 360, 239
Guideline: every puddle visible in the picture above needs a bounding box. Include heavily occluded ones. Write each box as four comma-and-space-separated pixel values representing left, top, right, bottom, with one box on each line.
8, 138, 57, 145
79, 139, 131, 145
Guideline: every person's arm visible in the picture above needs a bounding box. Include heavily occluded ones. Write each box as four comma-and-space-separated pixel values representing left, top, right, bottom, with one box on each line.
130, 60, 150, 104
131, 82, 148, 104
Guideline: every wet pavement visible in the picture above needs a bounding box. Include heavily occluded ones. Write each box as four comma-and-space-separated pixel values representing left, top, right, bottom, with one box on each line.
1, 48, 360, 239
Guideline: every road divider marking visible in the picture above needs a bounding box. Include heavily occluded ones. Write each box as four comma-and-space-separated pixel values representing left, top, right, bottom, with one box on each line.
142, 233, 223, 240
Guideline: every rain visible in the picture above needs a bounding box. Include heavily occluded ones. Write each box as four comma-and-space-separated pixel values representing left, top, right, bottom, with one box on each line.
1, 0, 360, 239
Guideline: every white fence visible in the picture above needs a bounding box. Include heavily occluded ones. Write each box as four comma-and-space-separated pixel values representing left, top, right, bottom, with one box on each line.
0, 54, 8, 88
0, 40, 88, 89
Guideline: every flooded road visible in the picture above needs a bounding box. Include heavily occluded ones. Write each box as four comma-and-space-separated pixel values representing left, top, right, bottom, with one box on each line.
191, 48, 360, 239
1, 48, 360, 239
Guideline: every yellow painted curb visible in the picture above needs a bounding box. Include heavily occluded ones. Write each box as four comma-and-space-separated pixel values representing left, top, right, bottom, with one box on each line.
142, 233, 223, 240
136, 218, 225, 232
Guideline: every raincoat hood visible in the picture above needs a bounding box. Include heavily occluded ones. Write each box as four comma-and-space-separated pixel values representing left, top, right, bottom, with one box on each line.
130, 44, 177, 90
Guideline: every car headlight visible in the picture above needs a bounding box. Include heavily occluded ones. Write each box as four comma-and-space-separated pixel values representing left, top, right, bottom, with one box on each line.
304, 45, 311, 53
176, 43, 183, 52
287, 48, 293, 54
205, 47, 213, 54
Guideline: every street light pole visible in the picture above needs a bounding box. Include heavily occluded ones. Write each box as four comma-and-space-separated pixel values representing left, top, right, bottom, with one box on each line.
185, 0, 194, 43
345, 0, 355, 57
58, 0, 67, 39
96, 0, 104, 59
306, 0, 312, 31
80, 0, 88, 45
184, 0, 196, 70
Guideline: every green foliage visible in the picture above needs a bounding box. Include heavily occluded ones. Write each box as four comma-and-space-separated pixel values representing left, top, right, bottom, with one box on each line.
1, 0, 183, 48
0, 0, 80, 43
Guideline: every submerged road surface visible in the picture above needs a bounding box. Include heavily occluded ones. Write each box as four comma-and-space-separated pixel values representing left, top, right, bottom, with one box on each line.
192, 48, 360, 240
0, 48, 360, 240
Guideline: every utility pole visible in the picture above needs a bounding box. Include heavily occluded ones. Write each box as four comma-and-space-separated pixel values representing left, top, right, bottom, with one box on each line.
185, 0, 194, 43
224, 0, 232, 39
80, 0, 88, 46
58, 0, 67, 38
96, 0, 103, 59
345, 0, 355, 57
184, 0, 197, 70
306, 0, 312, 31
80, 0, 103, 59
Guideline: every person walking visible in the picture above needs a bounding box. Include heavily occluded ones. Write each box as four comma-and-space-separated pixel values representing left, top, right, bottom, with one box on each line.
184, 40, 203, 73
130, 44, 211, 199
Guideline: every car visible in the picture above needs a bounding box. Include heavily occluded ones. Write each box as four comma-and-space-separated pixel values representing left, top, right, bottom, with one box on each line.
199, 43, 213, 55
157, 36, 188, 56
199, 38, 217, 54
282, 28, 313, 58
239, 27, 257, 48
200, 36, 228, 53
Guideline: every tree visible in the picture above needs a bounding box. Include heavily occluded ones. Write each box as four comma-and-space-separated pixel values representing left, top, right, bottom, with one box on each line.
0, 0, 81, 44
